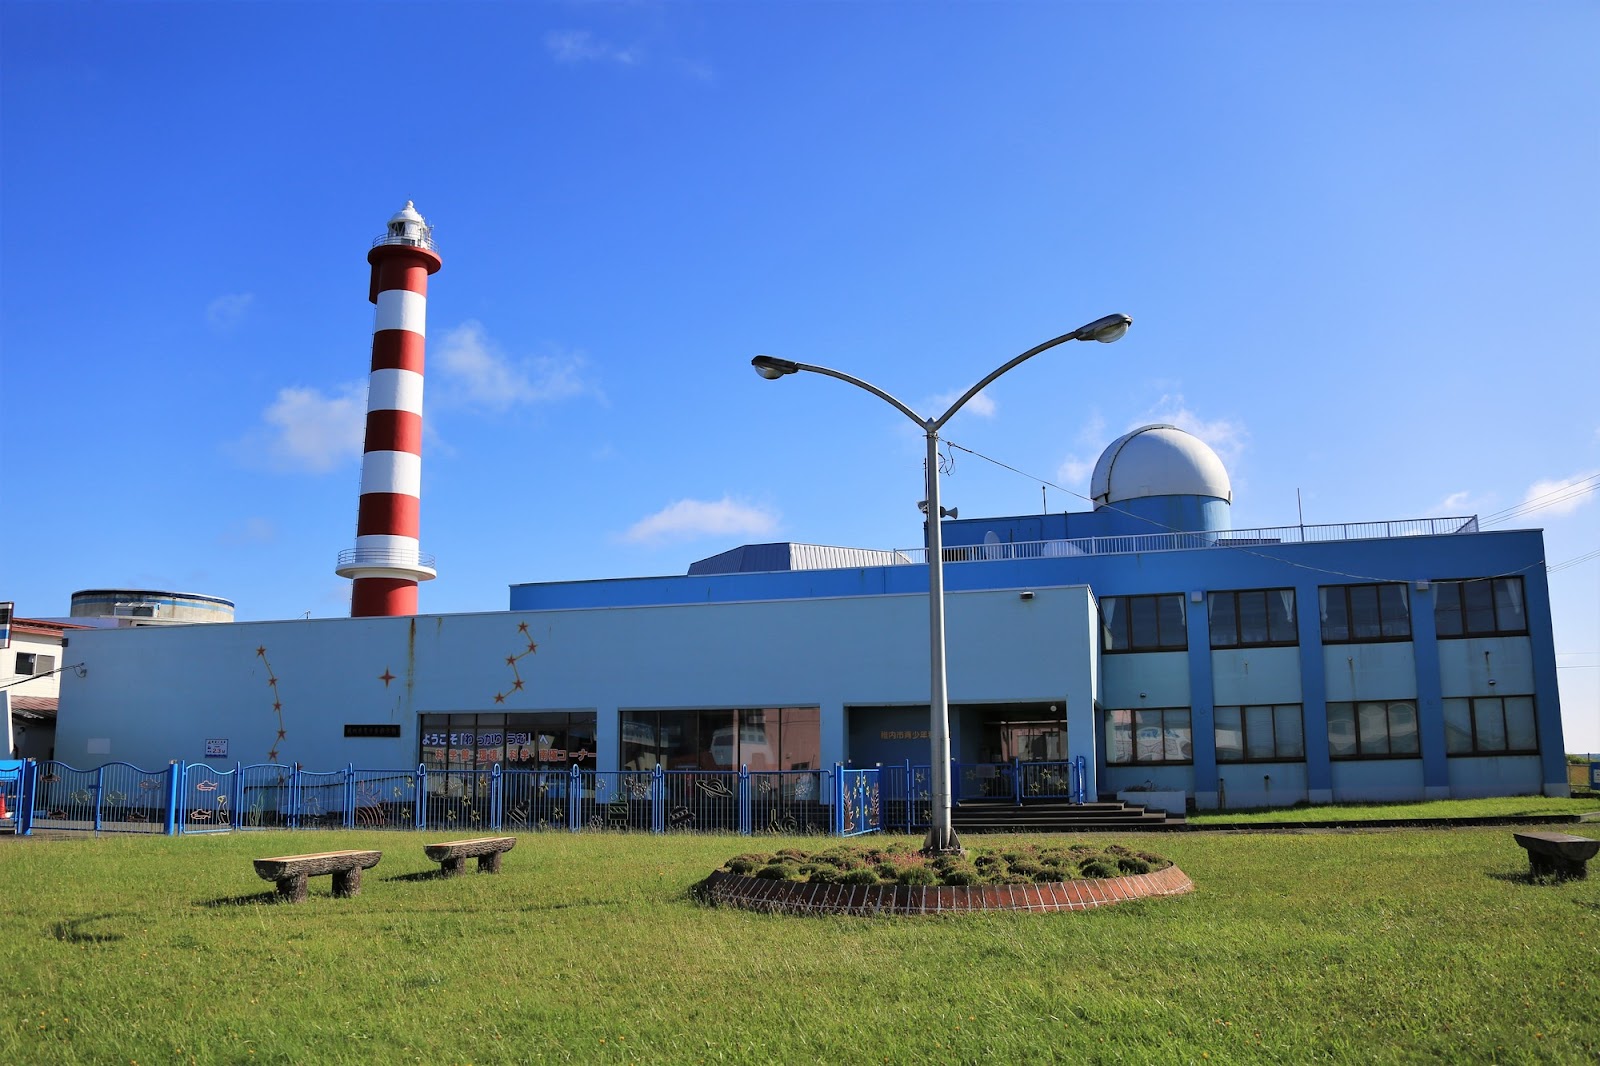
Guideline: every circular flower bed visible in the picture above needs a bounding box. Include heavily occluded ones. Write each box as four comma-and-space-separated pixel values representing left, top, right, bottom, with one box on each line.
696, 842, 1194, 916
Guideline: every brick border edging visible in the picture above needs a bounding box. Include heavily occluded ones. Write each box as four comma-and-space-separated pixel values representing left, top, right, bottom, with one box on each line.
695, 864, 1194, 916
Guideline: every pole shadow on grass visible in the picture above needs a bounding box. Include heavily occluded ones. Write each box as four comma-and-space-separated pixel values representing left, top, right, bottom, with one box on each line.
384, 869, 449, 884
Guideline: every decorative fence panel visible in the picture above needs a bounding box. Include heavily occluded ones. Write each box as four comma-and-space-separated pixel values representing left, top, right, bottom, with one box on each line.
747, 770, 830, 834
180, 762, 237, 833
351, 769, 422, 830
955, 760, 1017, 803
879, 762, 931, 833
833, 767, 882, 837
500, 768, 575, 831
29, 761, 172, 834
659, 770, 740, 833
0, 760, 29, 834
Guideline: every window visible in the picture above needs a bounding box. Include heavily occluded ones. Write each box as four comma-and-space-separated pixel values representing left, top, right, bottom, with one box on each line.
1209, 589, 1298, 647
1104, 708, 1192, 764
1214, 705, 1305, 762
419, 712, 597, 771
1101, 594, 1187, 653
1443, 696, 1537, 754
14, 652, 55, 676
1319, 584, 1411, 643
1434, 577, 1527, 638
620, 707, 821, 772
1326, 700, 1419, 758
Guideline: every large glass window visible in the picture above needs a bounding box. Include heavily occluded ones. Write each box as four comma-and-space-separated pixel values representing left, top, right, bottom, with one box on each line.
1214, 705, 1305, 762
1319, 584, 1411, 643
620, 707, 822, 772
1443, 696, 1537, 754
1326, 701, 1419, 758
1101, 594, 1187, 653
1104, 707, 1192, 764
1209, 589, 1298, 648
419, 712, 597, 771
1434, 577, 1527, 638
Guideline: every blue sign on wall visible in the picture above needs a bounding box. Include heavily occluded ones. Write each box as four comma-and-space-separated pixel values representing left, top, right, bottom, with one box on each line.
1590, 762, 1600, 789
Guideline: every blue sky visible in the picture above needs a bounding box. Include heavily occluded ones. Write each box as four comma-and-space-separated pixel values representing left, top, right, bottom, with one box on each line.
2, 2, 1596, 751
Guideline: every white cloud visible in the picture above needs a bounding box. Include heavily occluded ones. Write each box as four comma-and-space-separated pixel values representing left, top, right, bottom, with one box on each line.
1427, 491, 1479, 517
621, 497, 779, 545
1055, 413, 1106, 495
231, 382, 367, 473
1520, 471, 1599, 519
928, 388, 996, 419
207, 292, 254, 331
545, 29, 640, 66
218, 517, 276, 546
1138, 394, 1248, 462
435, 321, 596, 413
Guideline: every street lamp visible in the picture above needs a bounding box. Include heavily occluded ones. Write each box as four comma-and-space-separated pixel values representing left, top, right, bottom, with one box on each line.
750, 312, 1132, 854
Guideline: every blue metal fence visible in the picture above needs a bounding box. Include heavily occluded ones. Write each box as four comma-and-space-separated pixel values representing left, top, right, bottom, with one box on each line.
2, 757, 1085, 837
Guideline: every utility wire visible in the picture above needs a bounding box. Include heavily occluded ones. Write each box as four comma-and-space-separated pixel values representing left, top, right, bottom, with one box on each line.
0, 662, 86, 692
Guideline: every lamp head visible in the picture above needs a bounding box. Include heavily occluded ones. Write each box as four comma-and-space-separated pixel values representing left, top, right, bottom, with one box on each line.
1075, 313, 1133, 343
751, 355, 800, 380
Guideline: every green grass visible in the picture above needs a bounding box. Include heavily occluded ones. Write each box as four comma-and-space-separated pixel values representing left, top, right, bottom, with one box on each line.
1188, 794, 1600, 825
2, 826, 1597, 1064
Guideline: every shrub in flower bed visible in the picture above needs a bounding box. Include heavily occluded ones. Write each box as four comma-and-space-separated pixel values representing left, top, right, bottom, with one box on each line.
713, 842, 1172, 887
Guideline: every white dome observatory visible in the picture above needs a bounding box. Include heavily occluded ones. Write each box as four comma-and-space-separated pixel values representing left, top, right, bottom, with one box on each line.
1089, 424, 1232, 536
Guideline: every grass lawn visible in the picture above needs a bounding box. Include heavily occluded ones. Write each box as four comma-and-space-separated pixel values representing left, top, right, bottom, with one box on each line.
1187, 794, 1600, 826
2, 825, 1597, 1064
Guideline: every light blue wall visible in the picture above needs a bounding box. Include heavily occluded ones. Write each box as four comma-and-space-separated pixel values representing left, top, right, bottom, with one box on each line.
1215, 761, 1308, 809
1332, 758, 1426, 802
1101, 653, 1190, 708
1445, 755, 1542, 798
1323, 643, 1419, 701
1211, 647, 1302, 705
56, 587, 1099, 783
1438, 637, 1536, 696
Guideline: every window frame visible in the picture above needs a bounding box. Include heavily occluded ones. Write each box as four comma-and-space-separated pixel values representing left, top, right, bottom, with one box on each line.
1103, 706, 1194, 766
1208, 588, 1299, 648
1325, 700, 1421, 760
1319, 583, 1412, 644
1442, 695, 1538, 756
1100, 594, 1189, 654
1213, 704, 1306, 763
1433, 577, 1529, 639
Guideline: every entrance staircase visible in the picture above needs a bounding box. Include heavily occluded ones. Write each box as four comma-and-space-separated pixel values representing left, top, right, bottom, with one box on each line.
950, 797, 1186, 833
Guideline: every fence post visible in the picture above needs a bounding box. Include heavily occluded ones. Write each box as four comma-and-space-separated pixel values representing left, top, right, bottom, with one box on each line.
93, 764, 104, 834
414, 765, 427, 830
491, 764, 503, 831
343, 764, 355, 829
19, 759, 35, 836
651, 764, 664, 834
903, 759, 913, 832
166, 762, 183, 836
290, 764, 302, 829
832, 763, 843, 836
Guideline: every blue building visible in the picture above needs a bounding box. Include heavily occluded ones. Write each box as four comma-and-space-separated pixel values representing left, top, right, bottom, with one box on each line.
54, 424, 1569, 812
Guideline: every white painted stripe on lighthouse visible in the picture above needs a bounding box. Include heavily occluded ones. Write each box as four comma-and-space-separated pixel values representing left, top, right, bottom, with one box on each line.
354, 534, 422, 558
374, 289, 427, 336
360, 450, 422, 497
367, 368, 425, 414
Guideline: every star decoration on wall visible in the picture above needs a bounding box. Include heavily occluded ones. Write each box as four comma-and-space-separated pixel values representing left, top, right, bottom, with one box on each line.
256, 646, 286, 762
379, 668, 395, 687
494, 623, 538, 703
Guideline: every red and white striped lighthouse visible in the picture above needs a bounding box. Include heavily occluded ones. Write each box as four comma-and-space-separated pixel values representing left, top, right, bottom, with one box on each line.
335, 202, 442, 617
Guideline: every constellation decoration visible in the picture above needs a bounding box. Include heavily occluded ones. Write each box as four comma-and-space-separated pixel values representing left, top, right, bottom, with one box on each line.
492, 622, 538, 704
255, 646, 287, 761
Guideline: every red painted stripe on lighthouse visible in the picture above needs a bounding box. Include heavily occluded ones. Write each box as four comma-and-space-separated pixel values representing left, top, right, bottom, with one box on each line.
362, 409, 423, 456
356, 493, 421, 538
352, 578, 418, 618
372, 257, 433, 297
369, 331, 426, 374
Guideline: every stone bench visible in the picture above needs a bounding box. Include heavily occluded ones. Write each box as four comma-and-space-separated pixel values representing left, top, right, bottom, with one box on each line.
253, 850, 382, 902
424, 836, 517, 877
1513, 831, 1598, 880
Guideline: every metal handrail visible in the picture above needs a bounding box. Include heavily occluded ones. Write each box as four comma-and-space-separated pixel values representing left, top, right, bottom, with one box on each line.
891, 515, 1480, 565
336, 548, 437, 570
370, 233, 438, 253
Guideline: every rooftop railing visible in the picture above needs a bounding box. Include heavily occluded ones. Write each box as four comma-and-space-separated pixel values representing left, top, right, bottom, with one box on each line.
889, 515, 1481, 566
371, 232, 438, 253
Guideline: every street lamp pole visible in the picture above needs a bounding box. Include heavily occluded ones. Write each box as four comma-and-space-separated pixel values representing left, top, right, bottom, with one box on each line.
752, 313, 1131, 855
